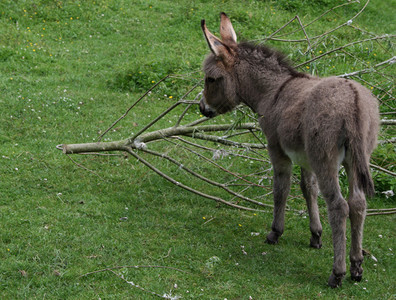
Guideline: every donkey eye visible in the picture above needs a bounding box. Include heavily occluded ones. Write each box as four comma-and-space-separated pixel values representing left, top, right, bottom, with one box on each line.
206, 77, 216, 83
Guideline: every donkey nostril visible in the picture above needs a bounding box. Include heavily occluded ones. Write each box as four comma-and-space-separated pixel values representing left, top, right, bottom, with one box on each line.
202, 107, 217, 118
199, 98, 217, 118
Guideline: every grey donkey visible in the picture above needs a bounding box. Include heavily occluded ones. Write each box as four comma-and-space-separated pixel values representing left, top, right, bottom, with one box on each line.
199, 13, 379, 288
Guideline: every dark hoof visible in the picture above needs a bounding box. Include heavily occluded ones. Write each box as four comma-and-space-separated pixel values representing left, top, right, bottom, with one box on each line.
350, 260, 363, 282
351, 273, 362, 282
328, 272, 344, 288
310, 236, 322, 249
266, 231, 280, 245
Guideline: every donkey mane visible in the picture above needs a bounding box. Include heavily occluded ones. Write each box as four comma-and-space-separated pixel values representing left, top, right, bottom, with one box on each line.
237, 41, 305, 78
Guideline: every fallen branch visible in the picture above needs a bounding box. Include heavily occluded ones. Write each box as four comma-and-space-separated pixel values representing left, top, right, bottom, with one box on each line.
57, 2, 395, 216
135, 144, 274, 209
58, 122, 261, 154
122, 146, 268, 213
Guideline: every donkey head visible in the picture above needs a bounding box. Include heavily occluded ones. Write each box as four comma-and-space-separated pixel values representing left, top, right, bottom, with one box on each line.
200, 13, 240, 118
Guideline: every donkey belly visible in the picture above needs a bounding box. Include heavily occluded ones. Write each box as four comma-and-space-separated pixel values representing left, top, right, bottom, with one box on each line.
285, 147, 346, 171
285, 149, 312, 170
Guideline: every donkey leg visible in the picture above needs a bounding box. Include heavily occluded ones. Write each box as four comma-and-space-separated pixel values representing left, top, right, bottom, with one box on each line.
266, 158, 292, 245
300, 168, 322, 249
349, 190, 366, 282
344, 162, 367, 282
316, 174, 349, 288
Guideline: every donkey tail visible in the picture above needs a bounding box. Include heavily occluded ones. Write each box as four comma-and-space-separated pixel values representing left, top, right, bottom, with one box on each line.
344, 80, 378, 198
354, 150, 375, 198
345, 133, 375, 197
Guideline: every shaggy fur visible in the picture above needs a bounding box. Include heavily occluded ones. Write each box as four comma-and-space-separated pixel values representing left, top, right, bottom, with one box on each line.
200, 13, 379, 288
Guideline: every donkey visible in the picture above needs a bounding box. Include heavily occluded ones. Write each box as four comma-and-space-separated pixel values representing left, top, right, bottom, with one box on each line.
199, 13, 379, 287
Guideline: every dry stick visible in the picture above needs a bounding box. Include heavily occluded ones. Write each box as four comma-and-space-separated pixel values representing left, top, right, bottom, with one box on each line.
165, 137, 272, 190
184, 131, 265, 149
367, 211, 396, 216
129, 101, 182, 142
339, 50, 395, 82
122, 146, 267, 212
175, 136, 270, 163
273, 1, 359, 39
97, 75, 170, 142
175, 84, 203, 127
134, 123, 261, 144
356, 26, 394, 55
295, 34, 396, 68
58, 123, 262, 154
184, 115, 211, 127
370, 163, 396, 177
262, 15, 299, 43
378, 86, 395, 103
352, 76, 395, 109
139, 144, 274, 209
173, 140, 269, 189
378, 137, 396, 145
294, 15, 312, 52
367, 208, 396, 212
380, 120, 396, 125
223, 129, 261, 140
338, 56, 396, 78
268, 0, 371, 43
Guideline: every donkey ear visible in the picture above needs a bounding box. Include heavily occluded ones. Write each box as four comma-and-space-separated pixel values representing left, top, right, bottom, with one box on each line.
201, 19, 227, 56
220, 12, 237, 43
201, 19, 235, 64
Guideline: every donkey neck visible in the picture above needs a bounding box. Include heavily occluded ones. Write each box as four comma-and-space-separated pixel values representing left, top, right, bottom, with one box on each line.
235, 67, 299, 114
235, 43, 306, 114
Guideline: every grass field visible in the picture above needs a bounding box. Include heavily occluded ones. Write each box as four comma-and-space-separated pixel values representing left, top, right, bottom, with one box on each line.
1, 0, 395, 298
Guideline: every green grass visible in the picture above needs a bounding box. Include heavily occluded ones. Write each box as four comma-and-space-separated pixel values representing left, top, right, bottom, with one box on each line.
1, 0, 395, 298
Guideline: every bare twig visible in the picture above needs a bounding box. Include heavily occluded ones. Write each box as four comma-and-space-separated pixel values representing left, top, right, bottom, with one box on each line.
370, 163, 396, 177
272, 1, 360, 39
296, 35, 396, 68
367, 210, 396, 216
338, 56, 396, 78
266, 0, 371, 43
97, 75, 170, 141
140, 144, 274, 208
380, 120, 396, 126
122, 146, 267, 212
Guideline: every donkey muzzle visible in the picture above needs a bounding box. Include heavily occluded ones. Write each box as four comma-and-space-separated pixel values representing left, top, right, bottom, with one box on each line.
199, 96, 217, 118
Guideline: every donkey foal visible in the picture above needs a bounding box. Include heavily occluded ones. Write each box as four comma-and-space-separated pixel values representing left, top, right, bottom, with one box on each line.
200, 13, 379, 288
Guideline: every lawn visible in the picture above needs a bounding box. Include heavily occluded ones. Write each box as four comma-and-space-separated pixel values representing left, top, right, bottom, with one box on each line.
0, 0, 395, 299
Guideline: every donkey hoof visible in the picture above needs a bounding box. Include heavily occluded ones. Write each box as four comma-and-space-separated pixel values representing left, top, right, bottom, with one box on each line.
266, 231, 280, 245
310, 236, 322, 249
351, 273, 363, 282
328, 272, 344, 288
350, 261, 363, 282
